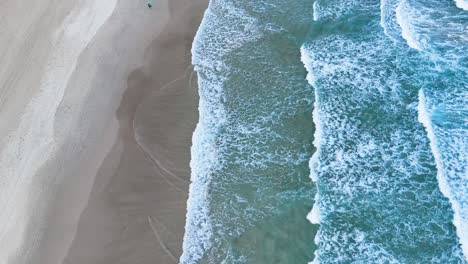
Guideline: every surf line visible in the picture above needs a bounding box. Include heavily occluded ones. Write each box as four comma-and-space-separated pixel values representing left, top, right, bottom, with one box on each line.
301, 45, 323, 264
418, 89, 468, 259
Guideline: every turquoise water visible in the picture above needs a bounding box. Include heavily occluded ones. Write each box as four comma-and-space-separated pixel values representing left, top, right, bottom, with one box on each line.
182, 0, 468, 263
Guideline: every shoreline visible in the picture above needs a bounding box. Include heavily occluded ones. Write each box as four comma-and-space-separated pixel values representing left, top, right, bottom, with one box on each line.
60, 0, 207, 263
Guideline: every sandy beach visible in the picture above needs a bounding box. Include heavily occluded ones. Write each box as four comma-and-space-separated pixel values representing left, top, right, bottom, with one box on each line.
0, 0, 206, 263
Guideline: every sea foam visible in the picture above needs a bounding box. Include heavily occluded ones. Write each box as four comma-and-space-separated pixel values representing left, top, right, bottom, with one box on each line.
181, 0, 263, 262
299, 1, 466, 259
454, 0, 468, 10
182, 0, 319, 262
180, 6, 223, 262
380, 0, 405, 43
409, 2, 468, 259
395, 0, 421, 50
301, 44, 324, 264
312, 1, 319, 21
184, 0, 467, 262
418, 89, 468, 259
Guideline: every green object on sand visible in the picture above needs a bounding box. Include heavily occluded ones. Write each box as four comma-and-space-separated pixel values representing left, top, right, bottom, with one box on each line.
147, 2, 152, 8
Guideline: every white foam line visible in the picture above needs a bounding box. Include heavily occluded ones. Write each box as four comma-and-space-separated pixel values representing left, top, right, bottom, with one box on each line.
454, 0, 468, 11
0, 1, 116, 262
380, 0, 390, 37
301, 45, 322, 264
418, 89, 468, 259
312, 1, 319, 22
180, 5, 217, 263
181, 0, 264, 261
380, 0, 401, 43
395, 0, 421, 50
307, 193, 320, 224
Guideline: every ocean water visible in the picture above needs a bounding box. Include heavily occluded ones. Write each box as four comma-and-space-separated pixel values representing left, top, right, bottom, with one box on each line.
182, 0, 468, 263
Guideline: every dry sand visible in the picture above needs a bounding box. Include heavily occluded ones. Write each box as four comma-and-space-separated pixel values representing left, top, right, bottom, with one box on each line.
0, 0, 207, 263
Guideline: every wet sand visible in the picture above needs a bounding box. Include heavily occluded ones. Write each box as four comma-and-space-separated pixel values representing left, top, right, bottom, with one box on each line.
0, 0, 207, 263
62, 1, 206, 262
